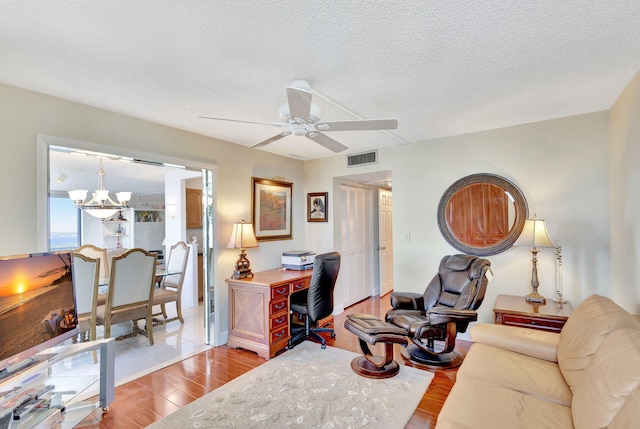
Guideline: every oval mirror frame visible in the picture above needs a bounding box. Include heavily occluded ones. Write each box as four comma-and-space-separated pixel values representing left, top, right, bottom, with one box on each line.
437, 173, 529, 256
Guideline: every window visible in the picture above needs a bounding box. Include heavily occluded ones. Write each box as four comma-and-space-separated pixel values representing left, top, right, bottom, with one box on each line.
49, 195, 80, 250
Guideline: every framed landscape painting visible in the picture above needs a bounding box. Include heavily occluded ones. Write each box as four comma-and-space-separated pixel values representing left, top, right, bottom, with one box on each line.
252, 177, 293, 241
307, 192, 328, 222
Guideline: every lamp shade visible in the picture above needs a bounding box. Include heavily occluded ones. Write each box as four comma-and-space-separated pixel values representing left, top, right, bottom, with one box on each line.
68, 189, 88, 202
515, 218, 554, 249
84, 208, 119, 219
227, 222, 259, 249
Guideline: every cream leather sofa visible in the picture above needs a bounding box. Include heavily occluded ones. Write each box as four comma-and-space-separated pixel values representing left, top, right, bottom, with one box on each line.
436, 294, 640, 429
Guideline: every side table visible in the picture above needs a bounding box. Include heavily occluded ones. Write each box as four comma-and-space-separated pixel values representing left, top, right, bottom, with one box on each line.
493, 294, 574, 333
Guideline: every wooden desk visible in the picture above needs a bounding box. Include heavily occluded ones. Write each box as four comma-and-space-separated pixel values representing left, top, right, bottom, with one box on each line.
493, 294, 574, 333
226, 269, 313, 359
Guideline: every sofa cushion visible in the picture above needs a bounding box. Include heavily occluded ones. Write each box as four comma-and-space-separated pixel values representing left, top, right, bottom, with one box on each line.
435, 376, 573, 429
470, 323, 560, 362
608, 388, 640, 429
558, 294, 639, 391
458, 343, 572, 406
571, 328, 640, 429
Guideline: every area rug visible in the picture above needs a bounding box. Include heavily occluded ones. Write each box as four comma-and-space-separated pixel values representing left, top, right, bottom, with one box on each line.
147, 341, 434, 429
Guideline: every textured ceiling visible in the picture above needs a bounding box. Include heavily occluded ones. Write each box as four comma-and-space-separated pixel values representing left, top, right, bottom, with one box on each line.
2, 1, 640, 160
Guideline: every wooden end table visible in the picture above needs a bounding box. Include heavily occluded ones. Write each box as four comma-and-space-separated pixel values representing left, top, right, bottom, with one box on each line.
493, 294, 574, 333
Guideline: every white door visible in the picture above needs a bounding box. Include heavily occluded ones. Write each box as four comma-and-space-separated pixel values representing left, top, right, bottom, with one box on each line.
378, 189, 394, 296
339, 184, 372, 307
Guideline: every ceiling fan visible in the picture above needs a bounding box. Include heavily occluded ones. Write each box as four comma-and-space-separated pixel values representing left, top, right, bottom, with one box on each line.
200, 80, 398, 153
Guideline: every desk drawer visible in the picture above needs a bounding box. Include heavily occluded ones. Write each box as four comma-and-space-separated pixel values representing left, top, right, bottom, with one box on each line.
270, 298, 288, 315
271, 327, 288, 342
501, 314, 566, 332
291, 277, 310, 293
270, 313, 288, 331
271, 284, 290, 300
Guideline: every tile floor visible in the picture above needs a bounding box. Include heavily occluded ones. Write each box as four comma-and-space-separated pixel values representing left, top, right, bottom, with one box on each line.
46, 303, 210, 426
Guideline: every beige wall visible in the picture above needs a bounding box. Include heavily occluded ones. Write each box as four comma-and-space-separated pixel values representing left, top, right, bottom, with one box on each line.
0, 83, 307, 344
305, 110, 612, 327
3, 71, 638, 343
609, 71, 640, 313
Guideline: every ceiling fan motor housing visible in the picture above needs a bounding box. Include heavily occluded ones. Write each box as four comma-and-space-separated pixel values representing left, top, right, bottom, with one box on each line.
289, 123, 309, 136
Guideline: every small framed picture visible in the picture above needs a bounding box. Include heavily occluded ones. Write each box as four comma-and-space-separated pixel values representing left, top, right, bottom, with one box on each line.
307, 192, 328, 222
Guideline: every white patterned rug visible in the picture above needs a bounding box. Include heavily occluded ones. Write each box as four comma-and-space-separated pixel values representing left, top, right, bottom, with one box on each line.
147, 341, 434, 429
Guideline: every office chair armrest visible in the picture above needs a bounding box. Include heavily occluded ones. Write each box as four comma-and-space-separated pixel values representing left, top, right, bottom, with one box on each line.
426, 307, 478, 325
389, 292, 424, 310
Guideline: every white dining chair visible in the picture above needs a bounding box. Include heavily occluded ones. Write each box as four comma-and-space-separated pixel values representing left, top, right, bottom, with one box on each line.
72, 252, 100, 362
95, 248, 157, 345
153, 241, 189, 324
75, 244, 109, 279
74, 244, 109, 305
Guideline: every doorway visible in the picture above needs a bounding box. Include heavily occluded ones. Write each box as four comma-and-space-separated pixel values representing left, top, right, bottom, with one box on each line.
378, 188, 394, 296
335, 170, 393, 308
38, 135, 218, 346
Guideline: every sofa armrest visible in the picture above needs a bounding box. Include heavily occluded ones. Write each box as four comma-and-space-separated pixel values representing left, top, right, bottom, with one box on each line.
390, 292, 424, 310
470, 323, 560, 362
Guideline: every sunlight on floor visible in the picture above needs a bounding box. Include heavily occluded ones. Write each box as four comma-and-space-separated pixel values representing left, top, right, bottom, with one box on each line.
50, 303, 210, 403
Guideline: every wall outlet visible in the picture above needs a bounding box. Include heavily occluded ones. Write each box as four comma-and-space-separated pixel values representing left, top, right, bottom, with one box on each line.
404, 233, 411, 242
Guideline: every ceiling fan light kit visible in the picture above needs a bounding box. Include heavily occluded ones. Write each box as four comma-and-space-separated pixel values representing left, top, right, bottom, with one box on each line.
200, 80, 398, 153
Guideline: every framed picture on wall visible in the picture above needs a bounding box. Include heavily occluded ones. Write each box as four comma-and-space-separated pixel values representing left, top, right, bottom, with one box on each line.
252, 177, 293, 241
307, 192, 328, 222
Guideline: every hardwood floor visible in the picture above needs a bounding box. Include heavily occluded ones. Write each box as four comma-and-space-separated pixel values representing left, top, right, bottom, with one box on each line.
77, 295, 469, 428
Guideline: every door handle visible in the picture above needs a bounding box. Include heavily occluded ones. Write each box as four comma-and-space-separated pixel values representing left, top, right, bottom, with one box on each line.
377, 246, 386, 250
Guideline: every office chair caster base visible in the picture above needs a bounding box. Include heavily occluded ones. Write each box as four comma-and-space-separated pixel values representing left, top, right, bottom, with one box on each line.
401, 344, 464, 369
351, 356, 400, 379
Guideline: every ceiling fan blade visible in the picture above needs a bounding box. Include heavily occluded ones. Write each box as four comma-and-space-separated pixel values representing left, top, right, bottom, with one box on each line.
314, 118, 398, 132
249, 131, 292, 148
199, 115, 286, 127
286, 86, 312, 123
307, 132, 348, 153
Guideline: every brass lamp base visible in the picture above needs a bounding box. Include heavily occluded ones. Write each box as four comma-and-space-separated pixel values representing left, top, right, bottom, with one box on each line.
525, 291, 546, 304
232, 248, 254, 279
232, 267, 253, 280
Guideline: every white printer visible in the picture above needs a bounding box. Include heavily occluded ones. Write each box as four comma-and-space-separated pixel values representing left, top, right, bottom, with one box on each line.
281, 250, 315, 270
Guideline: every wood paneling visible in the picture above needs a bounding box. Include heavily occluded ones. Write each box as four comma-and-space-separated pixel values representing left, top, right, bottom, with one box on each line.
185, 188, 202, 229
446, 182, 509, 247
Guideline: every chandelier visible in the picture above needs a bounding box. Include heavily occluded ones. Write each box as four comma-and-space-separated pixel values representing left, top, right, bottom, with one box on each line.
68, 159, 132, 219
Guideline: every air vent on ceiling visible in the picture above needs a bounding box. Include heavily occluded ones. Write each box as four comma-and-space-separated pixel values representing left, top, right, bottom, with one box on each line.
347, 150, 378, 167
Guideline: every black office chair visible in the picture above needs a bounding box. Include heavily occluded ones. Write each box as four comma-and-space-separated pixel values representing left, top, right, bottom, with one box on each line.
288, 252, 341, 349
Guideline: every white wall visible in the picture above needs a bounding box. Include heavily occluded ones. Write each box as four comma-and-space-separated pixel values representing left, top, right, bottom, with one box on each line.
0, 82, 308, 345
305, 111, 611, 326
609, 71, 640, 313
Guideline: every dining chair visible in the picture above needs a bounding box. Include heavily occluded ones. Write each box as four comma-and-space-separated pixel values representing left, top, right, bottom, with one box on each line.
72, 252, 100, 362
95, 248, 157, 346
74, 244, 109, 305
75, 244, 110, 279
153, 241, 189, 324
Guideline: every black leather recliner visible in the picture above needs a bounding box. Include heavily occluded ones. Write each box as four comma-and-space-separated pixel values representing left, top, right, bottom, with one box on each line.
288, 252, 341, 349
385, 254, 491, 367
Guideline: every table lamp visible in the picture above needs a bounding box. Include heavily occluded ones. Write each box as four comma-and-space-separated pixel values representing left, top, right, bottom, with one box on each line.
227, 220, 259, 279
514, 215, 554, 304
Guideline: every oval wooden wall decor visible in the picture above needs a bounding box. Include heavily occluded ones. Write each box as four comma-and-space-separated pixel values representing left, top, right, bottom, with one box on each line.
437, 173, 528, 256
